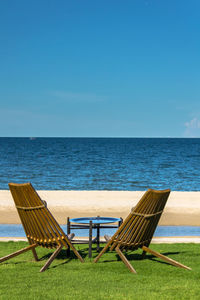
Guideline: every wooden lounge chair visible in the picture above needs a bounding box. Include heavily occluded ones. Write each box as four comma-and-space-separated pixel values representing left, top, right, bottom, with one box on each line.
0, 183, 84, 272
94, 189, 191, 273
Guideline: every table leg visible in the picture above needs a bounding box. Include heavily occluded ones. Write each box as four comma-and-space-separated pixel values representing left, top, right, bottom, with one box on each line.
89, 220, 92, 258
67, 217, 71, 235
67, 217, 71, 257
96, 224, 100, 251
119, 217, 123, 227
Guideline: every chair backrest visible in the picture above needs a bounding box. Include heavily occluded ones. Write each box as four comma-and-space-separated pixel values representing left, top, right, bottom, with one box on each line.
111, 189, 170, 250
9, 182, 67, 248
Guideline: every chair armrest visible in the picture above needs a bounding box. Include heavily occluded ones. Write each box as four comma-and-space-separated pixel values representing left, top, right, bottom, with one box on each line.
67, 233, 75, 241
104, 235, 111, 242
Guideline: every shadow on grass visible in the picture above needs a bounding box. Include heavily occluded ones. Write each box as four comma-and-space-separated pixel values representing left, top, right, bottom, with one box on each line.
39, 247, 88, 262
1, 261, 29, 266
1, 243, 190, 272
95, 249, 184, 267
126, 251, 183, 266
0, 245, 88, 270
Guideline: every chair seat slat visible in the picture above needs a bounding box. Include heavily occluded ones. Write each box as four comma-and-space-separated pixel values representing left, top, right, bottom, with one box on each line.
16, 205, 45, 210
131, 210, 163, 218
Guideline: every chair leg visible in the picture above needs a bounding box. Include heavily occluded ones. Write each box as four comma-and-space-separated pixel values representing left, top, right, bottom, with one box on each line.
31, 247, 39, 261
141, 250, 146, 260
62, 237, 84, 263
0, 244, 37, 263
115, 246, 137, 273
66, 246, 70, 257
65, 241, 84, 263
65, 233, 74, 257
93, 241, 111, 263
40, 245, 63, 273
142, 246, 191, 270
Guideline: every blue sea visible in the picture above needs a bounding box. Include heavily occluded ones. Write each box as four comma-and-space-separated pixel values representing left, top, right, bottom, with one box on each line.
1, 224, 200, 238
1, 137, 200, 237
0, 137, 200, 191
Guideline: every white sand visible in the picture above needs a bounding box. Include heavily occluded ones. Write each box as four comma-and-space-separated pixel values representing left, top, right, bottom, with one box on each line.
0, 190, 200, 225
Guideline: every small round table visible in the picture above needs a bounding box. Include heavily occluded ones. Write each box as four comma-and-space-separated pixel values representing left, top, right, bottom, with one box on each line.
67, 217, 122, 258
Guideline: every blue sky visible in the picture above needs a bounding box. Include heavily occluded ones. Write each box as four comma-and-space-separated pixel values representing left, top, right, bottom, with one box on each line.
0, 0, 200, 137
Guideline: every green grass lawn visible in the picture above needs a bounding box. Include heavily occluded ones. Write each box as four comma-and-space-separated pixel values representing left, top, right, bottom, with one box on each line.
0, 242, 199, 300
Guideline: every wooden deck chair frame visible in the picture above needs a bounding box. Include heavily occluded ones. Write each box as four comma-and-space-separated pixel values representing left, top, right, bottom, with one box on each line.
94, 189, 191, 273
0, 183, 84, 272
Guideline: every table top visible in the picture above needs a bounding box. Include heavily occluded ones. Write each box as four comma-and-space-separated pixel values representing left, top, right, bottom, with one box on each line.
70, 217, 121, 224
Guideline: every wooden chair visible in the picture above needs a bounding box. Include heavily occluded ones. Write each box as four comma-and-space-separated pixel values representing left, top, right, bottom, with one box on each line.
94, 189, 191, 273
0, 183, 84, 272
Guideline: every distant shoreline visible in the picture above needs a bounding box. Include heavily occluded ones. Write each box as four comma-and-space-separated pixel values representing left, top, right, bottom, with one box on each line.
1, 190, 200, 226
0, 136, 200, 140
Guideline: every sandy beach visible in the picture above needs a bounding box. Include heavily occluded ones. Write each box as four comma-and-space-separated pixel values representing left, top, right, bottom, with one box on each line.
0, 190, 200, 226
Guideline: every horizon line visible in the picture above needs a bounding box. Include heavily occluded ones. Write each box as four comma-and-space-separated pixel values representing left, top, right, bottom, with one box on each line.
0, 136, 200, 139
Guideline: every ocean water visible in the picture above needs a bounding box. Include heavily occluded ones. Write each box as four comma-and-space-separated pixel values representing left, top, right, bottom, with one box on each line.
0, 137, 200, 191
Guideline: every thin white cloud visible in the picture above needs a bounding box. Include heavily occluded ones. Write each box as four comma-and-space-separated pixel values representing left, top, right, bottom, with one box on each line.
49, 91, 107, 103
184, 118, 200, 137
